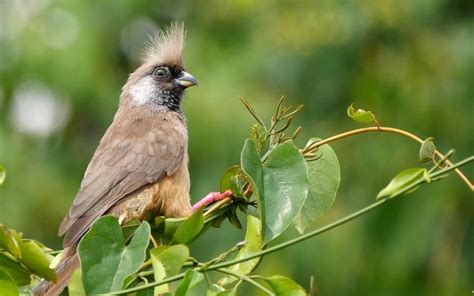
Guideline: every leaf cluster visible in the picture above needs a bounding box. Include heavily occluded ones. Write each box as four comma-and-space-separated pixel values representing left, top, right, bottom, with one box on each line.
0, 224, 56, 295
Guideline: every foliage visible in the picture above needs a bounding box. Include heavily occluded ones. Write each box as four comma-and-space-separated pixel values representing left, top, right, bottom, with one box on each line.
77, 216, 150, 294
0, 223, 56, 296
1, 98, 472, 295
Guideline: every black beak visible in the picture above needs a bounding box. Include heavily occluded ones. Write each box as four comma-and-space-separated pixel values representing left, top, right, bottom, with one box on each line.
175, 71, 198, 88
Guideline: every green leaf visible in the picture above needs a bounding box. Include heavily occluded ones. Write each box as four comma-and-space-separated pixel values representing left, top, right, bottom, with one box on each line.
0, 253, 30, 285
294, 141, 340, 233
207, 283, 235, 296
419, 137, 436, 163
175, 269, 204, 296
347, 103, 378, 124
0, 268, 18, 296
151, 258, 167, 295
78, 216, 150, 294
229, 175, 243, 198
0, 226, 57, 283
48, 251, 63, 270
207, 283, 226, 294
171, 207, 204, 245
218, 215, 263, 286
241, 139, 265, 220
136, 288, 154, 296
211, 214, 227, 228
0, 225, 22, 259
150, 244, 189, 294
220, 165, 241, 193
215, 291, 235, 296
68, 268, 86, 296
377, 168, 430, 200
0, 165, 5, 186
19, 240, 56, 281
226, 207, 242, 229
156, 216, 182, 240
242, 139, 309, 243
263, 275, 307, 296
122, 219, 141, 243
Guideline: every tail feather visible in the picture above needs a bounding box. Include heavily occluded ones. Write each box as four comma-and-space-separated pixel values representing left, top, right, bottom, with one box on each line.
32, 252, 79, 296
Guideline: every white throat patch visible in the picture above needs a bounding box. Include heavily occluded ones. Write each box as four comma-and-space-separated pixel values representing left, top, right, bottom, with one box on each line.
129, 76, 160, 105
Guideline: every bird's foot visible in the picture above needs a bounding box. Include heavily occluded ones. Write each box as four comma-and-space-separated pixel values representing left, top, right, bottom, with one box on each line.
192, 190, 233, 211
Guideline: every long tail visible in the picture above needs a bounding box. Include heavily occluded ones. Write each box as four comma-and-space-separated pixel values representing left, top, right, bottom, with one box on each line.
32, 250, 79, 296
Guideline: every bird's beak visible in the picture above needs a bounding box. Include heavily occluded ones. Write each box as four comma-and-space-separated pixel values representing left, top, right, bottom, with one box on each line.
175, 71, 198, 88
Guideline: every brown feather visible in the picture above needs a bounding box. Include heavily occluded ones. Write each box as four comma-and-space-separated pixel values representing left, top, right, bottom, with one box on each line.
59, 106, 190, 248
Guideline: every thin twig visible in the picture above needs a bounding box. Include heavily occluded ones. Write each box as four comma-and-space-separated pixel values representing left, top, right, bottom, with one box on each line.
149, 235, 159, 248
239, 97, 266, 130
428, 149, 454, 174
203, 197, 233, 218
312, 126, 473, 191
216, 268, 275, 295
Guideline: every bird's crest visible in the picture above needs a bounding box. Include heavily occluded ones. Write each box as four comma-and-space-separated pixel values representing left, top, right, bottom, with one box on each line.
142, 22, 186, 68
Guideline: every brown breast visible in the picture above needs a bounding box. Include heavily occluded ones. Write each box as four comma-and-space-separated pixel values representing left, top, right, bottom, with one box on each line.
107, 153, 192, 223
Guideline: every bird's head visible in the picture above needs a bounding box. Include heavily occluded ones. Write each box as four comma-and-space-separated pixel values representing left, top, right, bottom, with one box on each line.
122, 23, 197, 112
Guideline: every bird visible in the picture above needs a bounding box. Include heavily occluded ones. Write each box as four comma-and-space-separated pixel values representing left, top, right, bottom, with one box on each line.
33, 23, 231, 296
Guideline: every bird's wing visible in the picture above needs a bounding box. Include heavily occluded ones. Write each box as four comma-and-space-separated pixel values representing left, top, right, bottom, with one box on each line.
59, 113, 186, 247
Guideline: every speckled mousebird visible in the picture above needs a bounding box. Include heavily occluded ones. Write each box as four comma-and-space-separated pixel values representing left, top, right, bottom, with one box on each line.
33, 23, 232, 296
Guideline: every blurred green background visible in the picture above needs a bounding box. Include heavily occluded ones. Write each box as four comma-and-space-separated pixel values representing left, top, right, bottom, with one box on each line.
0, 0, 473, 295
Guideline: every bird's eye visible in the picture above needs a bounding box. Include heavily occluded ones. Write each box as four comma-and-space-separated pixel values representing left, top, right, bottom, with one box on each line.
153, 67, 169, 78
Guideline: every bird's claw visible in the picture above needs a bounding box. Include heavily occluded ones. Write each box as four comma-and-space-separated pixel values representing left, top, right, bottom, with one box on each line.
192, 190, 233, 211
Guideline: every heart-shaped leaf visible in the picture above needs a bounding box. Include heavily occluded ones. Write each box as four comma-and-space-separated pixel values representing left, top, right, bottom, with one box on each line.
294, 140, 340, 233
241, 139, 309, 243
78, 216, 150, 294
419, 137, 436, 163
